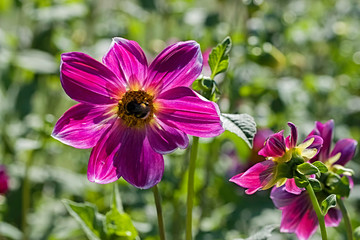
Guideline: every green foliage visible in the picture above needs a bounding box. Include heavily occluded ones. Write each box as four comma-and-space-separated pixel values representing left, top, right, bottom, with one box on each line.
312, 161, 328, 173
192, 77, 220, 102
325, 173, 351, 198
321, 194, 336, 215
208, 36, 232, 79
308, 178, 322, 192
296, 162, 319, 175
220, 113, 256, 148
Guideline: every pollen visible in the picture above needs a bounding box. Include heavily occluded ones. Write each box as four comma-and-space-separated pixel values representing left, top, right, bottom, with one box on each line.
117, 90, 155, 128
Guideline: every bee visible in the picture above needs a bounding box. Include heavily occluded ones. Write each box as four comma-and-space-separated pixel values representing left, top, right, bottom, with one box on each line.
126, 101, 151, 119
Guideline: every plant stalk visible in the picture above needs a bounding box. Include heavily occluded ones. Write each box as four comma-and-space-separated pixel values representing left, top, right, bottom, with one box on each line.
152, 184, 166, 240
337, 196, 353, 240
185, 137, 199, 240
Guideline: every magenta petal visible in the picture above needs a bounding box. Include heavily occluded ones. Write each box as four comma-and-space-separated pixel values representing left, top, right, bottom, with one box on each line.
285, 122, 298, 148
52, 103, 116, 149
230, 160, 276, 194
146, 41, 202, 93
156, 87, 224, 138
271, 186, 298, 209
258, 131, 286, 157
294, 208, 318, 240
102, 38, 148, 88
87, 120, 124, 184
325, 208, 342, 227
116, 129, 164, 189
253, 128, 273, 152
285, 178, 302, 195
331, 138, 357, 166
60, 52, 124, 104
311, 120, 334, 162
147, 120, 189, 154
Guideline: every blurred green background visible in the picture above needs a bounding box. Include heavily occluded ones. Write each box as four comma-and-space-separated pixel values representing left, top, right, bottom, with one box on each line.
0, 0, 359, 239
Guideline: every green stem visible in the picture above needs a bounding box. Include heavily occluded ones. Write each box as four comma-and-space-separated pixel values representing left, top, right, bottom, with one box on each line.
305, 184, 327, 240
152, 185, 166, 240
22, 151, 34, 240
185, 137, 199, 240
337, 196, 353, 240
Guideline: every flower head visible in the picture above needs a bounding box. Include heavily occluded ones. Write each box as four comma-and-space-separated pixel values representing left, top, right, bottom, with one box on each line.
271, 185, 342, 240
0, 165, 9, 194
52, 38, 224, 189
230, 123, 323, 194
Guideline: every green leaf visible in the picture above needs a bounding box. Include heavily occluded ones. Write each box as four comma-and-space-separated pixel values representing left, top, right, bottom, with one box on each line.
220, 113, 256, 148
332, 164, 354, 176
321, 194, 337, 215
325, 173, 351, 198
294, 176, 309, 188
0, 222, 23, 240
208, 36, 232, 79
62, 199, 106, 240
296, 162, 319, 175
308, 178, 322, 192
105, 209, 138, 240
312, 161, 328, 173
192, 77, 220, 101
244, 224, 277, 240
354, 226, 360, 240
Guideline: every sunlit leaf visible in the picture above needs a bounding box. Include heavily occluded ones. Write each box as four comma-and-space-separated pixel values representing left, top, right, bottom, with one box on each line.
208, 36, 232, 78
296, 162, 319, 175
321, 194, 336, 215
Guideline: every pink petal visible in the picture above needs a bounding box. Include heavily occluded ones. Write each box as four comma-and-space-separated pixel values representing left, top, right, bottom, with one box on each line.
285, 178, 302, 195
146, 41, 202, 94
331, 138, 357, 166
295, 207, 318, 240
325, 208, 342, 227
87, 120, 125, 184
52, 103, 116, 149
60, 52, 125, 104
308, 120, 334, 162
230, 160, 276, 194
271, 186, 298, 209
285, 122, 298, 149
102, 38, 148, 89
147, 119, 189, 154
116, 129, 164, 189
253, 128, 273, 152
156, 87, 224, 138
258, 131, 286, 157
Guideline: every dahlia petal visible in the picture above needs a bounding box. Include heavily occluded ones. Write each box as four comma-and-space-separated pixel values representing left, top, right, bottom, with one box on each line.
285, 178, 302, 195
271, 186, 298, 209
310, 120, 334, 162
325, 208, 342, 227
258, 131, 286, 157
87, 120, 124, 184
295, 208, 318, 240
330, 138, 357, 166
52, 103, 116, 149
253, 129, 273, 152
116, 129, 164, 189
230, 160, 276, 194
60, 52, 124, 104
286, 122, 298, 149
147, 119, 189, 154
156, 87, 224, 137
102, 38, 148, 89
146, 41, 202, 93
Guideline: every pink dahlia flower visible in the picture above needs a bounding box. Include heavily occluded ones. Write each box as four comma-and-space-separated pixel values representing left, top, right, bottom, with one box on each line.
271, 186, 342, 240
52, 38, 224, 189
0, 165, 9, 194
230, 123, 323, 194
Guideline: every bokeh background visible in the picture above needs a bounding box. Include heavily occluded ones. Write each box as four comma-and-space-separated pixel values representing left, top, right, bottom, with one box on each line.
0, 0, 359, 239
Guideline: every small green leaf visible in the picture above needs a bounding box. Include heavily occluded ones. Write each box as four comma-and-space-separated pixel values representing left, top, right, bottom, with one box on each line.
297, 162, 319, 175
192, 77, 220, 101
62, 199, 106, 240
208, 36, 232, 79
321, 194, 337, 215
325, 173, 351, 197
105, 209, 138, 240
220, 113, 256, 148
294, 176, 309, 188
309, 178, 322, 192
332, 164, 354, 176
312, 161, 328, 173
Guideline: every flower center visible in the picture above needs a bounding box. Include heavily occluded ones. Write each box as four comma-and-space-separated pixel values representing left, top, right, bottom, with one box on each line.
117, 90, 154, 128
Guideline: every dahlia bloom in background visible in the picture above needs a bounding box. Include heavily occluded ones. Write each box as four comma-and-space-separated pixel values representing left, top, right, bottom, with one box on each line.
230, 122, 323, 194
0, 165, 9, 194
270, 120, 357, 240
52, 38, 224, 189
271, 186, 342, 240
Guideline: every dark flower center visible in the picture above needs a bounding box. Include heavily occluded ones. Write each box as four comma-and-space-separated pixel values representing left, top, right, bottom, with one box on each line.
117, 90, 154, 128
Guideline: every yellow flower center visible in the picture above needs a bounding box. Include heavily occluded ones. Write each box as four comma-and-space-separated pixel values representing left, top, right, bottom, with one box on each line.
117, 90, 154, 128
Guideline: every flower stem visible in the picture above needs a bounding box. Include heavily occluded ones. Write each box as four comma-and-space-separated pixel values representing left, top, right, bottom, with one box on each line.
186, 136, 199, 240
22, 151, 34, 240
337, 196, 353, 240
305, 184, 327, 240
152, 184, 166, 240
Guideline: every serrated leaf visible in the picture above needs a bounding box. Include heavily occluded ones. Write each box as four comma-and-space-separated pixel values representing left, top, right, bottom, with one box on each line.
297, 162, 319, 175
105, 209, 138, 240
220, 113, 256, 148
309, 178, 322, 192
312, 161, 328, 173
321, 194, 336, 215
208, 36, 232, 79
62, 199, 105, 240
